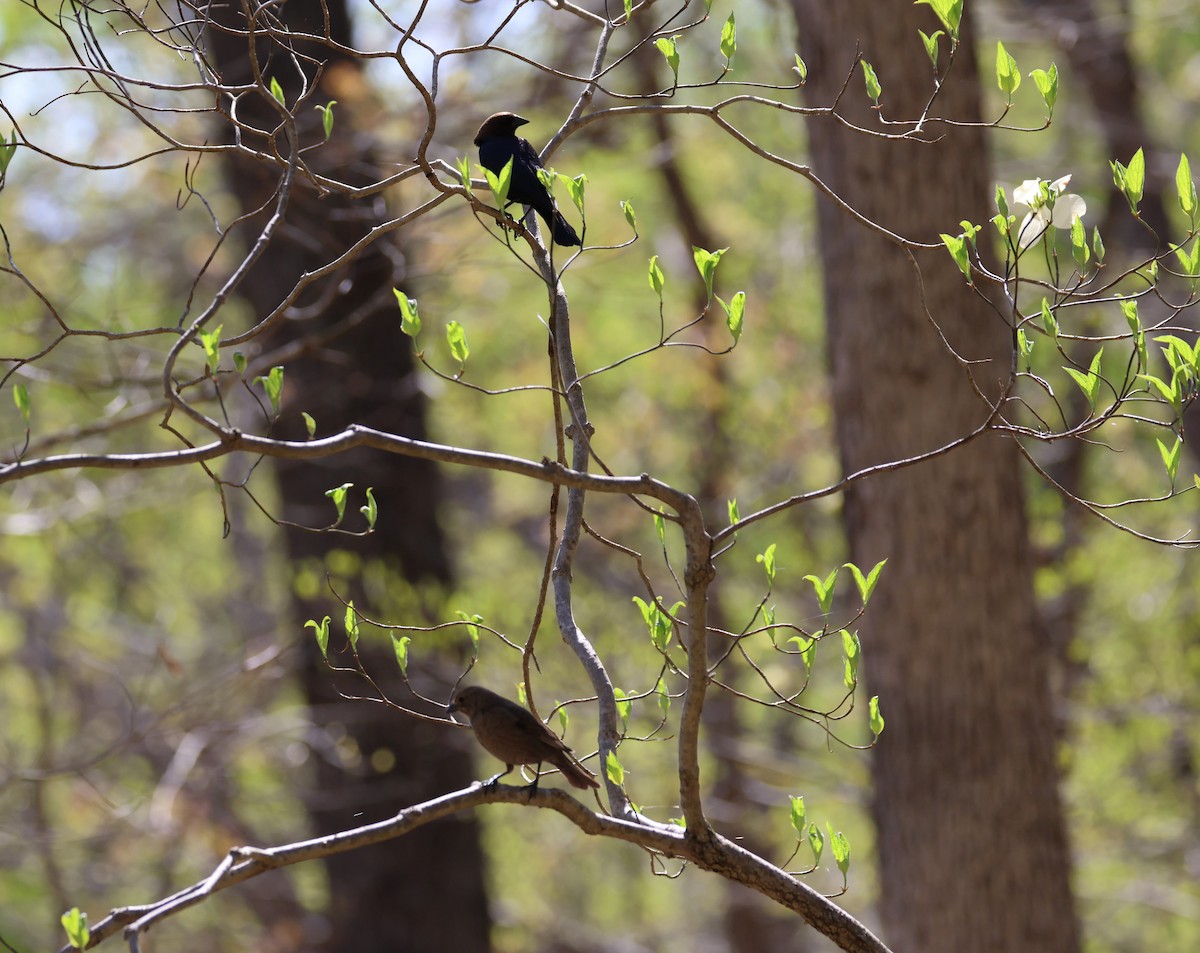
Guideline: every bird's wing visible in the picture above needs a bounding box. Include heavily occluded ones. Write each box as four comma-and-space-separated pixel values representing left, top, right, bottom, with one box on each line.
516, 137, 544, 171
501, 701, 574, 753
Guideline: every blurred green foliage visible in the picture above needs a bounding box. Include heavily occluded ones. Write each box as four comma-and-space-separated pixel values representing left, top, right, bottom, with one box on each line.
0, 1, 1197, 951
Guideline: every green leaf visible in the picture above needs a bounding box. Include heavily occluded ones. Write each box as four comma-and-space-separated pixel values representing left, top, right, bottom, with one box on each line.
615, 688, 632, 729
1156, 334, 1196, 371
392, 634, 411, 675
1140, 374, 1181, 415
860, 59, 882, 104
829, 824, 851, 877
394, 289, 422, 337
653, 510, 666, 543
1119, 297, 1140, 333
61, 908, 89, 950
1177, 154, 1197, 219
1173, 239, 1200, 286
13, 382, 30, 424
306, 616, 331, 658
446, 320, 469, 368
1016, 329, 1034, 372
802, 636, 817, 674
692, 246, 727, 300
621, 200, 637, 231
655, 35, 681, 82
563, 172, 587, 215
844, 559, 886, 605
315, 100, 337, 140
994, 185, 1009, 219
623, 0, 633, 19
995, 41, 1021, 99
1092, 226, 1105, 263
788, 636, 817, 675
716, 290, 746, 343
344, 600, 360, 650
483, 156, 513, 210
633, 596, 672, 652
303, 412, 316, 437
558, 706, 569, 735
252, 365, 284, 415
793, 54, 808, 83
808, 825, 824, 864
1029, 64, 1058, 115
841, 629, 861, 687
326, 482, 354, 522
940, 232, 972, 282
756, 543, 777, 584
269, 76, 285, 105
605, 750, 625, 786
869, 695, 885, 736
1111, 148, 1145, 213
0, 131, 17, 178
720, 13, 737, 63
1070, 215, 1089, 269
789, 795, 806, 836
727, 498, 740, 525
455, 610, 482, 653
648, 255, 666, 297
359, 486, 378, 529
1040, 298, 1059, 338
456, 155, 473, 197
1116, 298, 1145, 368
200, 324, 222, 374
804, 568, 838, 614
656, 678, 670, 716
918, 29, 943, 68
1064, 348, 1104, 408
1157, 436, 1182, 483
233, 351, 246, 374
915, 0, 963, 37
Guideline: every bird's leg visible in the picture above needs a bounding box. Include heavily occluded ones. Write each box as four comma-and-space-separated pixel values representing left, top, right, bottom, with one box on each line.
483, 764, 513, 791
526, 762, 542, 800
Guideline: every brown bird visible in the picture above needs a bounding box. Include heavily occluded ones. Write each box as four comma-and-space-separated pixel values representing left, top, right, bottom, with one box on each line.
448, 686, 599, 791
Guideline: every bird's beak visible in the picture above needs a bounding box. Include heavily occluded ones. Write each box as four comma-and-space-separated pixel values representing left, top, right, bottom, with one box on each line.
513, 115, 530, 128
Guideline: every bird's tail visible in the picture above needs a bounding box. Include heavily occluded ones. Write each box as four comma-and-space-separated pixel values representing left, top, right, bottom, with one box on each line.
550, 211, 581, 248
552, 752, 599, 789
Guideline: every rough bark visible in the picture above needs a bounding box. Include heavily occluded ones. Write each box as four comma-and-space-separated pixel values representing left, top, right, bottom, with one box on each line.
203, 1, 491, 950
789, 4, 1082, 951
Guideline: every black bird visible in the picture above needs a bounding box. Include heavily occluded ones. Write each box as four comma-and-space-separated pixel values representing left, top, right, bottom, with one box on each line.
473, 112, 582, 247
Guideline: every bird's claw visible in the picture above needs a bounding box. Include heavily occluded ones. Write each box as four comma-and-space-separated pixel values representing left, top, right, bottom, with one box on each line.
482, 772, 505, 792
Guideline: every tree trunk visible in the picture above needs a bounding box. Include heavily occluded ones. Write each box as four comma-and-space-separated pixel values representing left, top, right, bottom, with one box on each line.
204, 2, 491, 950
789, 4, 1082, 950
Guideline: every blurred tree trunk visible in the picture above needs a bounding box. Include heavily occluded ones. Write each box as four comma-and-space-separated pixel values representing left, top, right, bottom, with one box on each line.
204, 2, 491, 951
789, 3, 1081, 951
1021, 0, 1169, 247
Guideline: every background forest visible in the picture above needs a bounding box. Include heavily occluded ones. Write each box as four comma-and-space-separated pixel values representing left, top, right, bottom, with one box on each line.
1, 1, 1198, 952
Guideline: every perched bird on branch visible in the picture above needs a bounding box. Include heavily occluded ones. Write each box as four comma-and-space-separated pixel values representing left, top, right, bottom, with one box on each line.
448, 686, 599, 791
473, 112, 582, 247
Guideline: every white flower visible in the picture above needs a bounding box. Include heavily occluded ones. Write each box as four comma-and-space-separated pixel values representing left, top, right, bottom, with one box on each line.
1012, 174, 1087, 249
